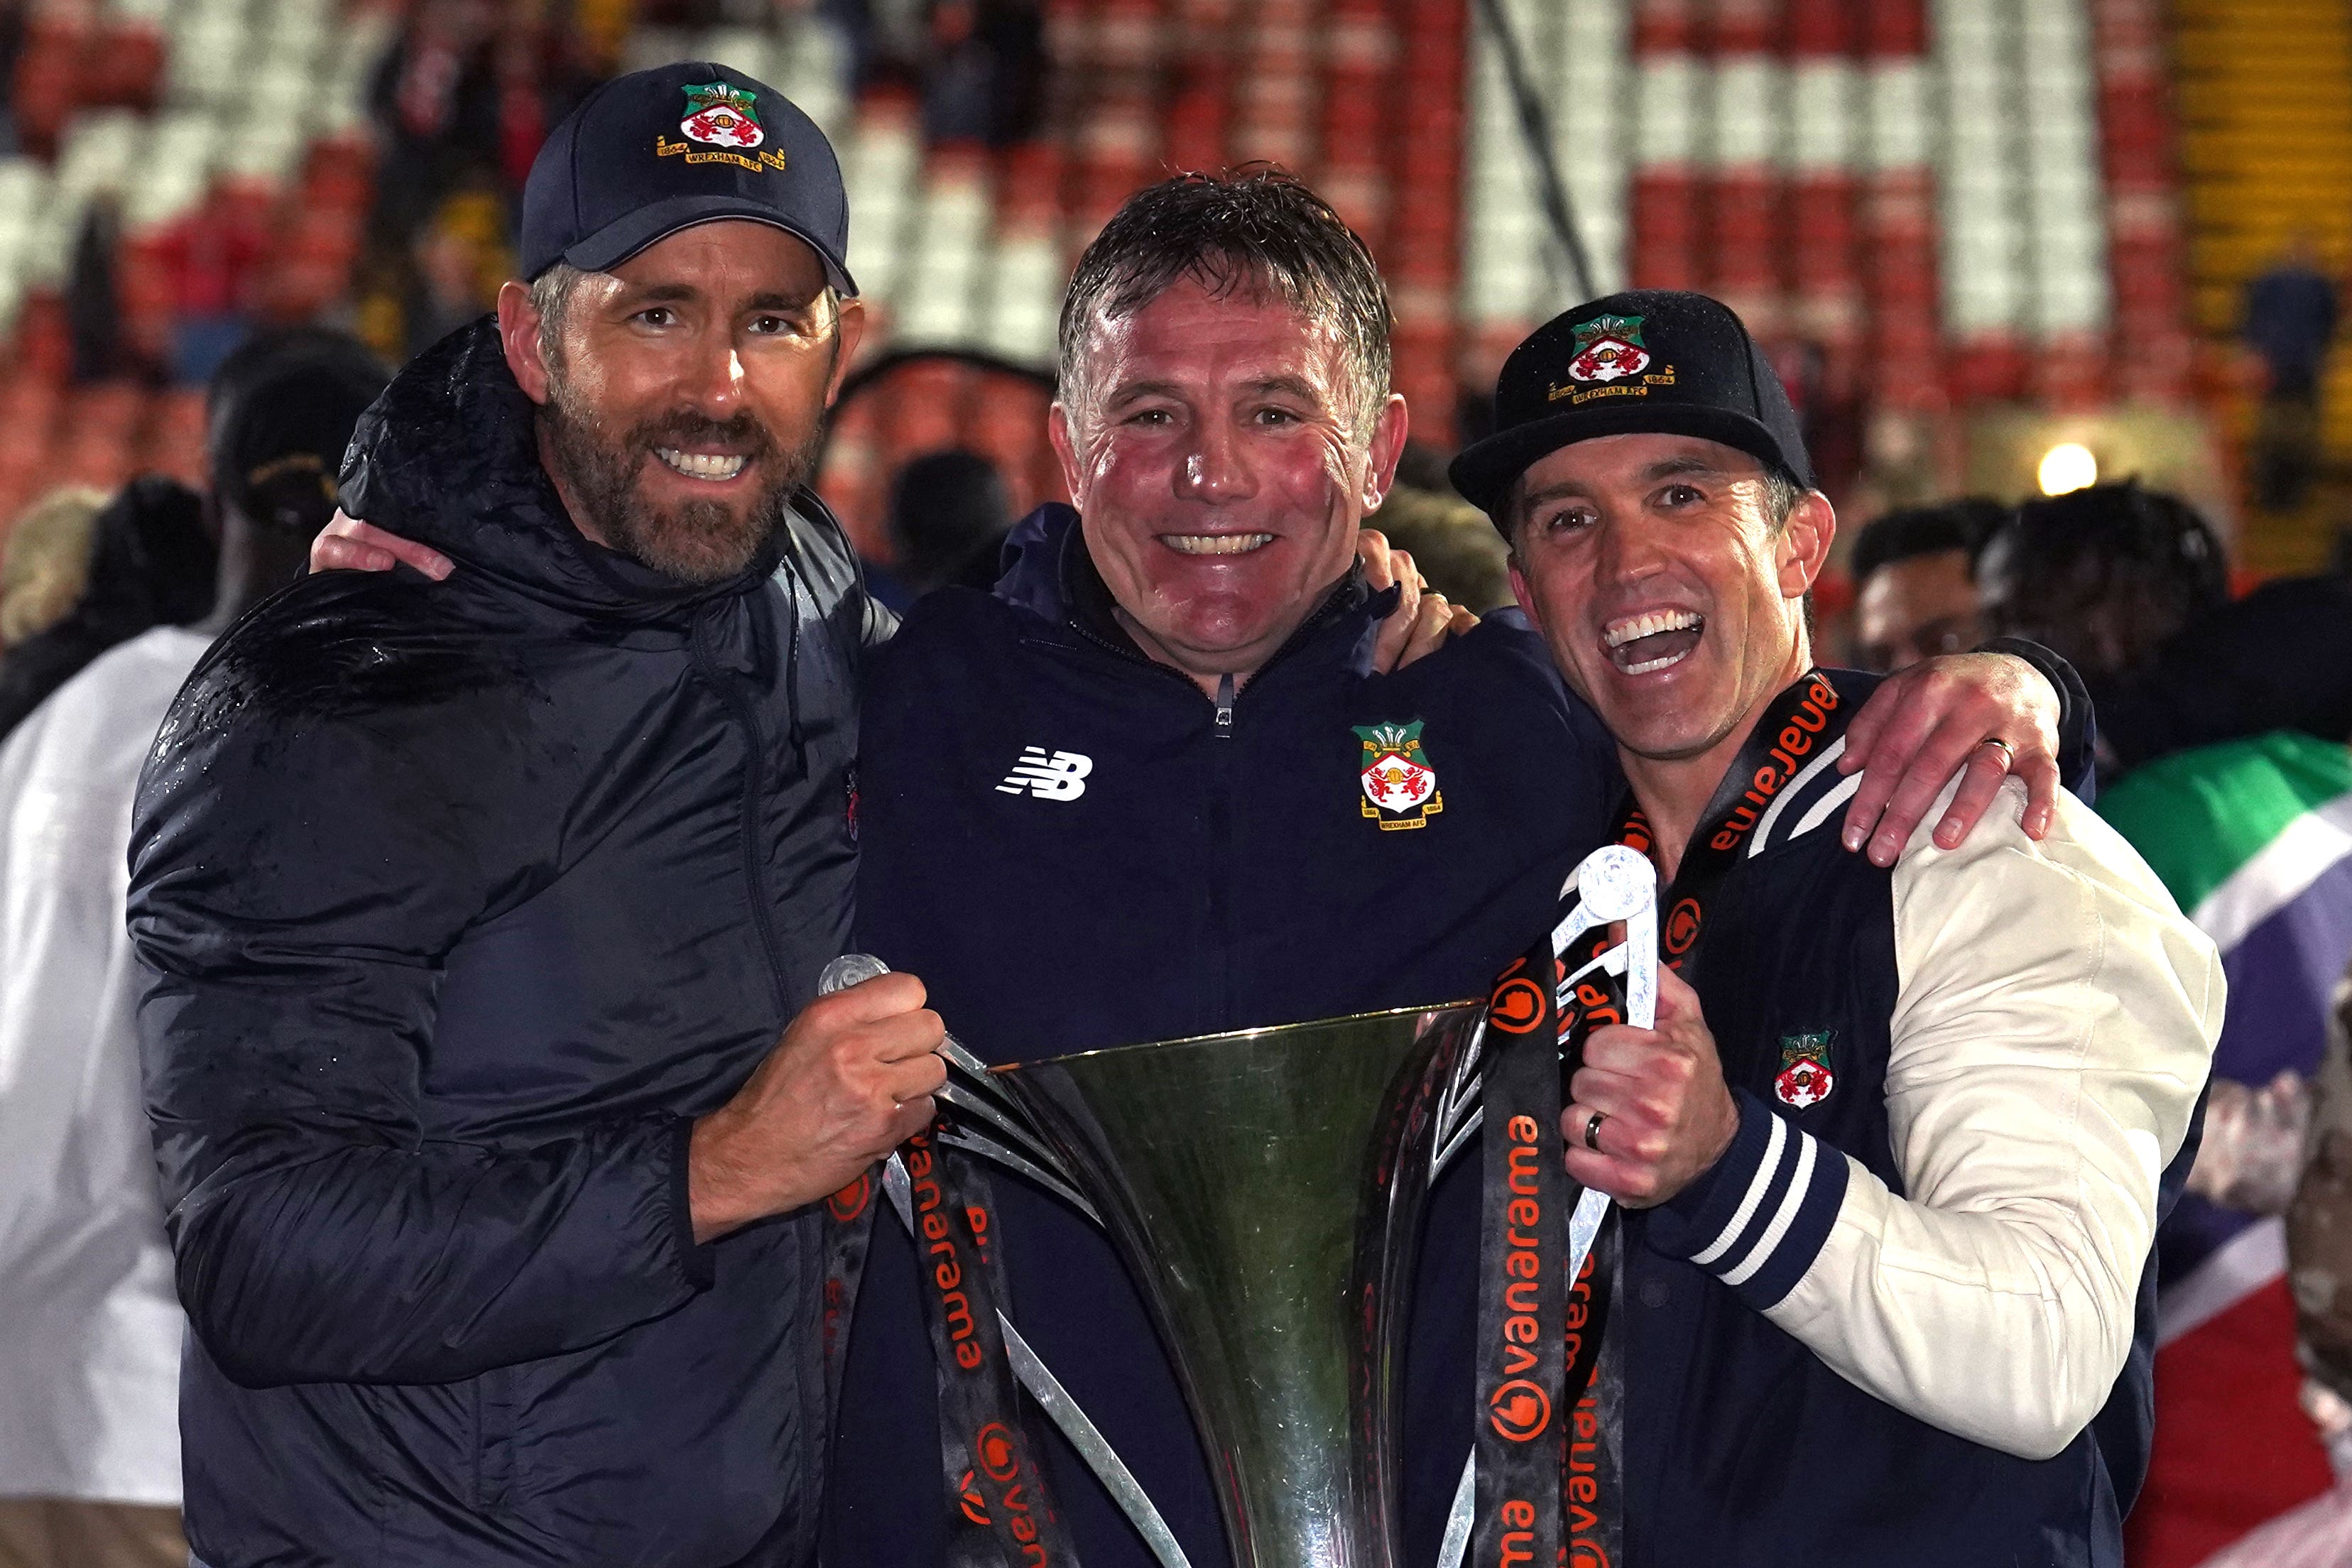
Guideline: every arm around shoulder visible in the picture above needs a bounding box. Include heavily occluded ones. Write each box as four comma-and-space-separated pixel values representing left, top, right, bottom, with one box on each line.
1684, 781, 2220, 1458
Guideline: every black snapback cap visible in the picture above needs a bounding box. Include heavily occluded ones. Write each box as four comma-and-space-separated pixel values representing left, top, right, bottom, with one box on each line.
1450, 290, 1813, 528
520, 61, 856, 293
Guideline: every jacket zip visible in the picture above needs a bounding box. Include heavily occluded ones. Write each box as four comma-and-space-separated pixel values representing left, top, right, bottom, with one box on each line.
1061, 578, 1359, 731
1062, 592, 1354, 1026
691, 604, 795, 1020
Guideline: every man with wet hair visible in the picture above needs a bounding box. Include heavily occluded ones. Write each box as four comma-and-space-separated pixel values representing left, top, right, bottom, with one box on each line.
829, 181, 2088, 1567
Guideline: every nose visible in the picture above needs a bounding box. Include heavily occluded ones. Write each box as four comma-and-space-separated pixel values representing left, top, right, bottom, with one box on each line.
1593, 511, 1670, 591
1174, 415, 1256, 503
677, 327, 746, 420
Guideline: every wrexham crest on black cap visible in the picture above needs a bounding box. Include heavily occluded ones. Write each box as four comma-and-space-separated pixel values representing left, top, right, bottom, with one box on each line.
1450, 289, 1814, 530
657, 82, 785, 173
520, 60, 854, 292
1564, 315, 1650, 384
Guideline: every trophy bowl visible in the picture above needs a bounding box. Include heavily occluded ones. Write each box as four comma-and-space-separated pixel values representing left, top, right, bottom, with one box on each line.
994, 1000, 1486, 1568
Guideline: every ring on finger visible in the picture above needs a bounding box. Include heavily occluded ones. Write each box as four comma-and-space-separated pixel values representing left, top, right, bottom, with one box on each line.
1583, 1109, 1607, 1151
1978, 736, 2016, 770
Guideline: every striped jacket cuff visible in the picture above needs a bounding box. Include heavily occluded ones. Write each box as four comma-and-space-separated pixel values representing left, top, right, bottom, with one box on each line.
1645, 1089, 1850, 1310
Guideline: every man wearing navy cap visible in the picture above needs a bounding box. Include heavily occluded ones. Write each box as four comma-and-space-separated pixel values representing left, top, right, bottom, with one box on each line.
1452, 290, 2222, 1562
126, 63, 950, 1567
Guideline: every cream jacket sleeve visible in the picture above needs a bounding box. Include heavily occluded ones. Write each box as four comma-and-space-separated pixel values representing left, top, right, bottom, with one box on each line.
1661, 779, 2221, 1459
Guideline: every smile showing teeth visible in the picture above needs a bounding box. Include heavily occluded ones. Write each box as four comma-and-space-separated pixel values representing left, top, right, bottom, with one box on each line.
1163, 533, 1275, 557
1604, 609, 1703, 648
1601, 608, 1704, 675
656, 448, 747, 481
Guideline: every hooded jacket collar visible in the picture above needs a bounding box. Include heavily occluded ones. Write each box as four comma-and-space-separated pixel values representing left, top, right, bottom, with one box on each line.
337, 319, 780, 622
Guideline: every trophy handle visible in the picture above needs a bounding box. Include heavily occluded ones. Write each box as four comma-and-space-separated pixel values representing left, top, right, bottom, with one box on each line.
878, 1150, 1195, 1568
822, 956, 1189, 1564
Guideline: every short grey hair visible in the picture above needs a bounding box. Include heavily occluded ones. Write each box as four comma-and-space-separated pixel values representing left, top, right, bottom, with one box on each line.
528, 263, 588, 370
1057, 168, 1393, 441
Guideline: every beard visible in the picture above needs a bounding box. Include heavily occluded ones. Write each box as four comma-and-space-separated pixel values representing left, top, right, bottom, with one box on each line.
538, 370, 826, 585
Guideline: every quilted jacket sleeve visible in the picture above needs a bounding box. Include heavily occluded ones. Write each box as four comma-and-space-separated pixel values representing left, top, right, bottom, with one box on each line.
127, 639, 712, 1389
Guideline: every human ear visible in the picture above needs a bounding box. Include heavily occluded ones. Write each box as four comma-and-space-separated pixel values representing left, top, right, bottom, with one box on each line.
497, 281, 552, 405
1360, 393, 1410, 511
822, 296, 868, 406
1047, 403, 1086, 509
1775, 491, 1838, 601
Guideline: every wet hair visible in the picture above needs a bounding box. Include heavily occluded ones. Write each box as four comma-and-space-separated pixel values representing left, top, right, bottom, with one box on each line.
1849, 497, 2011, 584
1057, 167, 1393, 439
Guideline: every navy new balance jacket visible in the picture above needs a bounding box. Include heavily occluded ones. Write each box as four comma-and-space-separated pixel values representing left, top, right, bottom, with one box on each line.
829, 506, 1620, 1567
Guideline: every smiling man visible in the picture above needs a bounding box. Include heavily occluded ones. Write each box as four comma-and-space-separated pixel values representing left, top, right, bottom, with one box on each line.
1450, 290, 2223, 1564
124, 65, 947, 1567
829, 188, 2092, 1567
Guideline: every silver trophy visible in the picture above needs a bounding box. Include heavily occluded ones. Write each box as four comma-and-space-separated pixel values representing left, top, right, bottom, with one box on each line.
824, 843, 1659, 1568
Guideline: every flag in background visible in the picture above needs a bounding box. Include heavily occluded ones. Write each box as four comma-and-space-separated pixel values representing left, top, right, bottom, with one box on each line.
2098, 731, 2352, 1568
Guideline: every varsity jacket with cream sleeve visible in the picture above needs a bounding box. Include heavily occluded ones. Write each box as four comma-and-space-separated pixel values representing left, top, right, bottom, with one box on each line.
1622, 670, 2222, 1567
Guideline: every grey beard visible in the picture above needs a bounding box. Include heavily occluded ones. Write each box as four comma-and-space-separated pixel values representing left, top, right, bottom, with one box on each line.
538, 377, 825, 585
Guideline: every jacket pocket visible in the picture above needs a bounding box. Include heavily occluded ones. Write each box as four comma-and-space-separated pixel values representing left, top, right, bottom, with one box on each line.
471, 1366, 518, 1512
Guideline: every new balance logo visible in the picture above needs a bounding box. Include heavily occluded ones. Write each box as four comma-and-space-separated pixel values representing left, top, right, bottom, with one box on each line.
996, 747, 1093, 800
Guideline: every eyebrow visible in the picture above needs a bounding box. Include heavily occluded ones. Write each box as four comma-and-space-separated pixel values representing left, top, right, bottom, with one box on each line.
612, 283, 826, 312
1513, 455, 1740, 523
1103, 374, 1330, 405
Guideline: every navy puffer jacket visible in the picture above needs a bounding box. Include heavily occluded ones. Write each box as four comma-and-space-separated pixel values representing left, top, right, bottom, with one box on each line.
129, 320, 879, 1567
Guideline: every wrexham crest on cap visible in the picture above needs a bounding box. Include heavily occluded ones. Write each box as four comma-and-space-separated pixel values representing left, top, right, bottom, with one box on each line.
1565, 314, 1651, 383
657, 82, 788, 172
682, 82, 763, 148
1775, 1030, 1836, 1109
1356, 721, 1443, 831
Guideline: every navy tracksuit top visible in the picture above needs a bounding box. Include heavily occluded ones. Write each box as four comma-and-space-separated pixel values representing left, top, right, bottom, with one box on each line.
829, 505, 1618, 1567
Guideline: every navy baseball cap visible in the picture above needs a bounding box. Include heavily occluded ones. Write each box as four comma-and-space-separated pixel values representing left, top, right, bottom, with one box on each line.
1450, 290, 1813, 529
520, 62, 856, 294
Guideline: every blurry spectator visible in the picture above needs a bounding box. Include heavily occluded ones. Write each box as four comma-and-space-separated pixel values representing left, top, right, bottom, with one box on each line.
0, 487, 105, 648
366, 0, 500, 253
1976, 479, 2228, 740
2095, 732, 2352, 1562
155, 190, 270, 388
1848, 496, 2008, 673
0, 328, 386, 1568
66, 198, 127, 383
0, 478, 212, 743
403, 188, 508, 357
1981, 481, 2352, 779
2244, 234, 2339, 513
2194, 968, 2352, 1566
2092, 572, 2352, 778
1369, 482, 1512, 611
1978, 480, 2352, 1558
873, 447, 1013, 609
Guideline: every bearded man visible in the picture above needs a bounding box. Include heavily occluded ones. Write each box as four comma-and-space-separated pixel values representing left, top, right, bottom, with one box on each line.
124, 65, 947, 1567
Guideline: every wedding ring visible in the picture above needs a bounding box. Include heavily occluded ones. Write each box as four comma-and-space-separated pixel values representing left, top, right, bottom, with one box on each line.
1981, 737, 2016, 769
1583, 1110, 1607, 1151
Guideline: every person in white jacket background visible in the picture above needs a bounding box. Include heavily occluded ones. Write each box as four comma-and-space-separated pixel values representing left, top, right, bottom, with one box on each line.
0, 330, 385, 1568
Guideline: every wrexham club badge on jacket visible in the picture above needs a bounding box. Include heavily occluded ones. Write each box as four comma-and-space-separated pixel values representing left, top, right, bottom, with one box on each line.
1355, 720, 1443, 830
1775, 1031, 1837, 1109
